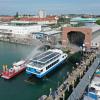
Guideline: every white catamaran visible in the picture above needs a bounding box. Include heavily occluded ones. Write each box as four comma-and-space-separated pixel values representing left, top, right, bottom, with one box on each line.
26, 49, 68, 78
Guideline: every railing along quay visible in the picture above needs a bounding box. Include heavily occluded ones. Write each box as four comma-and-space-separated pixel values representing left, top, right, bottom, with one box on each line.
39, 51, 100, 100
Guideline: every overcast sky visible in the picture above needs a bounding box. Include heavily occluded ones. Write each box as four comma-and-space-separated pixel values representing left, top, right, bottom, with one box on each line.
0, 0, 100, 15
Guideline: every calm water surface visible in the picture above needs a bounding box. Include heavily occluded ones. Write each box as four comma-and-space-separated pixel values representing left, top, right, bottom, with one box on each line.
0, 41, 73, 100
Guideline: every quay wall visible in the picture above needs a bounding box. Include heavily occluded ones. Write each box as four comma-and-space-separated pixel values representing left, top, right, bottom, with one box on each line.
0, 36, 41, 45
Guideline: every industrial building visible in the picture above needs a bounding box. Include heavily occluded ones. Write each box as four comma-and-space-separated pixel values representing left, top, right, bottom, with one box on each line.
0, 23, 41, 38
0, 23, 42, 45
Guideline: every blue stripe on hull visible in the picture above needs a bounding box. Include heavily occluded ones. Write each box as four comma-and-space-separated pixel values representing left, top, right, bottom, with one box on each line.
36, 59, 66, 78
26, 68, 36, 75
26, 71, 32, 75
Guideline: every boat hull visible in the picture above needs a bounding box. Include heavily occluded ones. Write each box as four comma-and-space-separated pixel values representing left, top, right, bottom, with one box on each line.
26, 58, 67, 78
1, 67, 26, 79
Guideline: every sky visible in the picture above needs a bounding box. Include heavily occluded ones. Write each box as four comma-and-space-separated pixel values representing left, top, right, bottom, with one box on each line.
0, 0, 100, 15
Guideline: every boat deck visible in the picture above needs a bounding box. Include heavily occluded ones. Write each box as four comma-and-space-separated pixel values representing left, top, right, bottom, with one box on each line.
29, 50, 61, 68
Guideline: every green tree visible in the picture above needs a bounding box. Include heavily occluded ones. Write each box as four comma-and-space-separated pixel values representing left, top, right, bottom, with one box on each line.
96, 19, 100, 25
57, 17, 70, 25
58, 17, 66, 23
15, 12, 19, 18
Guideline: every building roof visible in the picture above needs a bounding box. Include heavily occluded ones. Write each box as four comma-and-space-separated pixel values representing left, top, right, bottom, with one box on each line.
71, 17, 97, 22
18, 16, 58, 22
42, 30, 61, 35
0, 16, 15, 21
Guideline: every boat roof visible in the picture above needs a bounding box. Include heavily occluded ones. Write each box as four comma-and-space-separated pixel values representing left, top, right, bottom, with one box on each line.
28, 50, 61, 69
32, 50, 60, 64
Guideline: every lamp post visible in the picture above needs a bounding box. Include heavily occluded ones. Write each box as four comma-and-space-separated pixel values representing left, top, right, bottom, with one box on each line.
82, 43, 86, 57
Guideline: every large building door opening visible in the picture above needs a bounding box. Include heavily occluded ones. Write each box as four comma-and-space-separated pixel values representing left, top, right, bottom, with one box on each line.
67, 31, 85, 47
62, 27, 92, 49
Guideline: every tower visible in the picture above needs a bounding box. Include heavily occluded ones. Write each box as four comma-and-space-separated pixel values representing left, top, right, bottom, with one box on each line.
38, 10, 46, 18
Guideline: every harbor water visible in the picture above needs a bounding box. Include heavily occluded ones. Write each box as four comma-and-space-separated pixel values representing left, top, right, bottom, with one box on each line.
0, 41, 74, 100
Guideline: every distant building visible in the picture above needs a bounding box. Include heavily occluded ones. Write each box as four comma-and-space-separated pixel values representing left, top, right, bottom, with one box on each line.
81, 14, 94, 18
11, 20, 35, 25
0, 16, 15, 22
0, 24, 41, 38
70, 17, 97, 23
15, 16, 59, 25
41, 25, 51, 31
33, 30, 61, 45
38, 10, 46, 18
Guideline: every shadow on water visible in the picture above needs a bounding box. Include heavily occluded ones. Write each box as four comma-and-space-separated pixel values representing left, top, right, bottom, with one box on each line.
24, 75, 42, 85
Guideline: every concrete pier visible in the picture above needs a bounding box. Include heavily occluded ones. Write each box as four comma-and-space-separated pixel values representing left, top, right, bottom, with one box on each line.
39, 50, 99, 100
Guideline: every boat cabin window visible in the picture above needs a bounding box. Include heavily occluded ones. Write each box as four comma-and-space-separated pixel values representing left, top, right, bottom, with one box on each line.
62, 56, 64, 58
63, 55, 66, 58
46, 60, 59, 70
